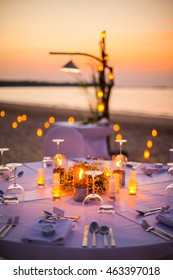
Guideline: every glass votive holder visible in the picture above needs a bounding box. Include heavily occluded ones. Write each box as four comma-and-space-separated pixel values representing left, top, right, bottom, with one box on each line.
52, 173, 61, 200
37, 168, 45, 187
53, 153, 66, 186
107, 177, 116, 201
128, 170, 137, 197
112, 154, 127, 187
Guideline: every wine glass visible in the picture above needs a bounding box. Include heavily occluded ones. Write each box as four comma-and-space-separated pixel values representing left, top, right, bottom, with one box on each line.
83, 170, 104, 204
0, 148, 10, 180
112, 139, 127, 187
164, 162, 173, 197
52, 139, 64, 152
115, 139, 127, 155
6, 163, 24, 202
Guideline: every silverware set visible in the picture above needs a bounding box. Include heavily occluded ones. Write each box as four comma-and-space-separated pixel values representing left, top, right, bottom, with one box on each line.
42, 210, 80, 222
141, 219, 173, 241
0, 216, 20, 238
136, 205, 170, 216
82, 223, 116, 247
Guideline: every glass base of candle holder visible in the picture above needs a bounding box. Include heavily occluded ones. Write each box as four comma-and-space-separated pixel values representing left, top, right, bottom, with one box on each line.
83, 193, 104, 205
6, 183, 25, 203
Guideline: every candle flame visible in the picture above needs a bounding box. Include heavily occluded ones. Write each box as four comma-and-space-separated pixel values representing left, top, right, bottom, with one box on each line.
79, 168, 84, 179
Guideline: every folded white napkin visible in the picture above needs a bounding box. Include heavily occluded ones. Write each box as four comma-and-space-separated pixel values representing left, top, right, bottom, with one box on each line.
21, 219, 72, 244
156, 209, 173, 228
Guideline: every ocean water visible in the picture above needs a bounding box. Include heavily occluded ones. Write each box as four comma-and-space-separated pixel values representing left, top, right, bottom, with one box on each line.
0, 86, 173, 119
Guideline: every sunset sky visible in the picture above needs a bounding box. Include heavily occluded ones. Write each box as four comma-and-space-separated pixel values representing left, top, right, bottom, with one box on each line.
0, 0, 173, 86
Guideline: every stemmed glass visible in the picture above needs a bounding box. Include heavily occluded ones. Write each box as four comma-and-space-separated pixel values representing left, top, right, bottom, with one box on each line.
52, 139, 64, 152
115, 139, 127, 155
0, 148, 10, 180
6, 163, 24, 202
164, 162, 173, 197
164, 149, 173, 207
112, 139, 127, 187
83, 170, 103, 204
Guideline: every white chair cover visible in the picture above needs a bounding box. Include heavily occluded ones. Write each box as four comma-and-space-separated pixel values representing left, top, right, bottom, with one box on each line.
42, 126, 86, 159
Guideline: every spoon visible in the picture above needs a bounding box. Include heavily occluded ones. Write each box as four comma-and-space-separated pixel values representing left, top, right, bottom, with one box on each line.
9, 171, 24, 181
100, 225, 109, 247
42, 210, 80, 221
89, 221, 99, 247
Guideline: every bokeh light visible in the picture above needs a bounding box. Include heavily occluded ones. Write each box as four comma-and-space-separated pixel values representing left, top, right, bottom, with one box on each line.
143, 149, 150, 159
147, 140, 153, 149
116, 133, 123, 140
49, 116, 55, 124
44, 121, 50, 129
0, 110, 5, 117
22, 114, 27, 121
151, 129, 158, 137
36, 128, 43, 137
68, 117, 75, 123
114, 124, 120, 132
97, 102, 105, 113
17, 115, 22, 123
12, 121, 18, 129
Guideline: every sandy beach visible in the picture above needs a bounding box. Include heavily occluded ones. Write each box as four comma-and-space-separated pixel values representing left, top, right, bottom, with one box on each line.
0, 102, 172, 165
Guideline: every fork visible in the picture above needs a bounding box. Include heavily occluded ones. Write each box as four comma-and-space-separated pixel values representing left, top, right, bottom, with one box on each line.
0, 218, 13, 234
142, 219, 173, 239
141, 220, 171, 241
0, 216, 20, 238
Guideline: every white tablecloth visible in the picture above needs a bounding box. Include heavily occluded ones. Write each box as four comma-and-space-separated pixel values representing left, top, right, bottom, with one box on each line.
0, 161, 173, 260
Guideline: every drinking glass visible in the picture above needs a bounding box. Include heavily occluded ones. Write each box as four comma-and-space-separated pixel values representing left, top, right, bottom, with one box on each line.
0, 148, 10, 180
164, 162, 173, 197
83, 170, 103, 204
6, 163, 24, 202
52, 139, 64, 152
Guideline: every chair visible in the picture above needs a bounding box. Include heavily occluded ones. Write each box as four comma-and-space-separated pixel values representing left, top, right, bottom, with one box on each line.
42, 126, 86, 159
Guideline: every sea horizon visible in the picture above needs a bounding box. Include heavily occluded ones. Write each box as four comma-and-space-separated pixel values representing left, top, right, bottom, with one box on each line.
0, 85, 173, 120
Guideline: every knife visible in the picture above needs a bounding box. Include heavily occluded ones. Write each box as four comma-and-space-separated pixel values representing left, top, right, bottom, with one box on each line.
82, 225, 89, 247
109, 228, 116, 247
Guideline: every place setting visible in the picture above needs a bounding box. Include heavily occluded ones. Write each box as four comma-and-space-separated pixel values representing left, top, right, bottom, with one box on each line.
82, 221, 116, 248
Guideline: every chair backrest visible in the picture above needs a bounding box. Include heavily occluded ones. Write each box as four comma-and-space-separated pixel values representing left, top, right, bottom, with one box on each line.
42, 126, 86, 159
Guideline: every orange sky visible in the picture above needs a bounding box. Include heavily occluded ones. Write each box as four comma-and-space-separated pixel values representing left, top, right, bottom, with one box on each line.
0, 0, 173, 86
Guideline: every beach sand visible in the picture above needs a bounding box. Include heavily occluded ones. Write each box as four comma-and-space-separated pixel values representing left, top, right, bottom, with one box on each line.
0, 102, 172, 164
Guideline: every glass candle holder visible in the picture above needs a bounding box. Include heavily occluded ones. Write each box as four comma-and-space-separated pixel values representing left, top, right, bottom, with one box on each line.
128, 170, 137, 197
37, 168, 45, 187
112, 154, 127, 187
53, 153, 66, 186
112, 172, 120, 193
52, 173, 61, 200
108, 177, 116, 201
73, 163, 88, 187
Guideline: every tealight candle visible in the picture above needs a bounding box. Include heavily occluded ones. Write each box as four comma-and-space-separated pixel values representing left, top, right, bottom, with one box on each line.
52, 173, 61, 200
128, 170, 137, 197
37, 168, 44, 187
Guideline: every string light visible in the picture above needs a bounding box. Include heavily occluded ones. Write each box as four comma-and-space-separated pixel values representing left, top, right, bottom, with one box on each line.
151, 129, 158, 137
36, 128, 43, 137
49, 116, 55, 124
144, 149, 150, 159
68, 117, 75, 123
114, 124, 120, 132
116, 134, 122, 140
147, 140, 153, 149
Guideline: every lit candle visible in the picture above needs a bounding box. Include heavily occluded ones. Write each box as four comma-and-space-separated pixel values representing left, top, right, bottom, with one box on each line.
37, 168, 44, 187
108, 178, 116, 201
52, 173, 61, 200
128, 170, 137, 196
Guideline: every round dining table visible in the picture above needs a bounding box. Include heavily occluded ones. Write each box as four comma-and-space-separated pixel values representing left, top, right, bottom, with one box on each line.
0, 161, 173, 260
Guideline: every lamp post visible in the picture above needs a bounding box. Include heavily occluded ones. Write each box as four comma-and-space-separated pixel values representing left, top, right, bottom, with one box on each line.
49, 31, 114, 122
